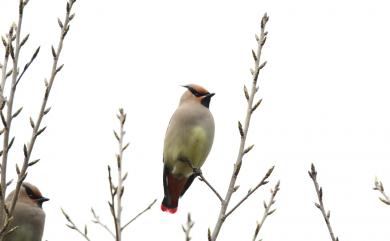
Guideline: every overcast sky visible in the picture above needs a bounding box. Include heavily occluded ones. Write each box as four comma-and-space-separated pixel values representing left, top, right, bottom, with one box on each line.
1, 0, 390, 241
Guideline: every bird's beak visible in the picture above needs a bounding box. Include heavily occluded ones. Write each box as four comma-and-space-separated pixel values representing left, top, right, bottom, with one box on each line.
38, 197, 50, 203
37, 197, 49, 208
207, 92, 215, 98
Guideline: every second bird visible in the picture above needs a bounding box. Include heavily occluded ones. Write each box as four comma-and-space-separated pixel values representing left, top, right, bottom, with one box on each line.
161, 84, 215, 214
3, 182, 49, 241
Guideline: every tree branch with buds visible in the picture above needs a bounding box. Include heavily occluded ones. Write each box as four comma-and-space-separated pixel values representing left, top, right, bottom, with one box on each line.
182, 213, 194, 241
206, 13, 275, 241
225, 167, 275, 219
252, 181, 280, 241
121, 199, 157, 231
197, 172, 223, 203
91, 208, 115, 238
308, 164, 339, 241
8, 0, 77, 217
62, 208, 91, 241
1, 1, 30, 223
373, 177, 390, 206
108, 108, 128, 241
62, 109, 156, 241
0, 0, 77, 239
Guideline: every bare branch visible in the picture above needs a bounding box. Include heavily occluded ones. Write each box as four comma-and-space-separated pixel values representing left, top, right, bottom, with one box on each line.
198, 172, 223, 203
121, 199, 157, 231
70, 109, 156, 240
91, 207, 115, 238
180, 158, 224, 203
0, 26, 14, 94
0, 1, 27, 234
224, 166, 274, 218
252, 181, 280, 241
8, 0, 77, 219
107, 108, 128, 241
209, 13, 272, 241
182, 213, 195, 241
61, 208, 91, 241
373, 177, 390, 205
0, 0, 77, 239
15, 46, 40, 86
308, 163, 339, 241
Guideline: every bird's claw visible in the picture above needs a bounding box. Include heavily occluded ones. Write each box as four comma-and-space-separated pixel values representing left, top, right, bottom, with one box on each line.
193, 168, 202, 177
178, 156, 202, 177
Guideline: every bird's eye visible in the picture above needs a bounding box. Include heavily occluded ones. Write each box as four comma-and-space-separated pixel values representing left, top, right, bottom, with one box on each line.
188, 87, 200, 96
23, 185, 39, 199
187, 86, 207, 97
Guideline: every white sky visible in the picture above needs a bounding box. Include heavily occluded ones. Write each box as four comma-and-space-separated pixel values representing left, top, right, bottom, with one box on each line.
1, 0, 390, 241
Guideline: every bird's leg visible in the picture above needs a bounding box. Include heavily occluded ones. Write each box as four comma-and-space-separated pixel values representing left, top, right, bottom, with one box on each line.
178, 156, 223, 202
178, 156, 202, 176
193, 167, 202, 177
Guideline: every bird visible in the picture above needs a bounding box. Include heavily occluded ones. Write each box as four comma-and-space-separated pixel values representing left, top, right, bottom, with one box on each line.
161, 84, 215, 214
3, 182, 49, 241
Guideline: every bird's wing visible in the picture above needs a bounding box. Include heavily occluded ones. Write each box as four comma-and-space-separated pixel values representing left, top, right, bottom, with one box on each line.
180, 173, 196, 197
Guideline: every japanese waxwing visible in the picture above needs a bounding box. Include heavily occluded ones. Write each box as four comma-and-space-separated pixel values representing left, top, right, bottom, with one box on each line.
161, 84, 215, 214
3, 182, 49, 241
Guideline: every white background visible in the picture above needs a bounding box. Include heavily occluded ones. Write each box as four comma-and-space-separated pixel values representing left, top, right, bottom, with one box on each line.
1, 0, 390, 240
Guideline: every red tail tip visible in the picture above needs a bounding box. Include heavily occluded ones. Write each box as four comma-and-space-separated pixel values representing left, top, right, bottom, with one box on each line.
161, 204, 177, 214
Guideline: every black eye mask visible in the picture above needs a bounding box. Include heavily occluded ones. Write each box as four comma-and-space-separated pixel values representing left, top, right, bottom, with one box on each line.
23, 184, 41, 200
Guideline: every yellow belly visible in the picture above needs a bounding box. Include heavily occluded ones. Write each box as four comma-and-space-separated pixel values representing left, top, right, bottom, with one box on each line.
164, 126, 211, 177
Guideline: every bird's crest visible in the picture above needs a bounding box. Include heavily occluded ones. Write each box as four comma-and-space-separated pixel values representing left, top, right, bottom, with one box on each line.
183, 84, 210, 97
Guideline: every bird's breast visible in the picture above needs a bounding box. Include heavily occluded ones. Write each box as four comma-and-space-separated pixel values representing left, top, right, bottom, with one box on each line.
4, 204, 45, 241
163, 109, 214, 177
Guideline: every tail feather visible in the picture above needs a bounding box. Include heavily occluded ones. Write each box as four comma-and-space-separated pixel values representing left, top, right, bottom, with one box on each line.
161, 197, 178, 214
180, 173, 196, 197
161, 166, 187, 214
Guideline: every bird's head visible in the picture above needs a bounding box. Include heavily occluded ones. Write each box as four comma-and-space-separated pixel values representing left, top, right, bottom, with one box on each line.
180, 84, 215, 108
17, 183, 49, 208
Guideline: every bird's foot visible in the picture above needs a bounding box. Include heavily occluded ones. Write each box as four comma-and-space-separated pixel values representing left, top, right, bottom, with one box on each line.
192, 167, 202, 177
178, 156, 202, 176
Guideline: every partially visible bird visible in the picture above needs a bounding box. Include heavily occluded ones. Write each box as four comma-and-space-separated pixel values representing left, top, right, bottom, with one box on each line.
161, 84, 215, 214
3, 183, 49, 241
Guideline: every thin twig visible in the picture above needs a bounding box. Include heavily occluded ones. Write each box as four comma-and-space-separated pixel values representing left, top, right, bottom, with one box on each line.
0, 1, 27, 236
121, 198, 157, 231
115, 109, 126, 241
108, 108, 129, 241
15, 46, 40, 86
252, 181, 280, 241
373, 177, 390, 205
181, 158, 223, 203
90, 110, 154, 239
209, 13, 271, 241
91, 207, 115, 238
225, 166, 274, 218
308, 163, 339, 241
64, 109, 155, 241
198, 173, 223, 203
182, 213, 194, 241
1, 0, 25, 223
61, 208, 91, 241
0, 25, 13, 95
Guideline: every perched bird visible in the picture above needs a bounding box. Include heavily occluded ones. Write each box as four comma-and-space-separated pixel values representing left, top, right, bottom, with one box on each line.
3, 183, 49, 241
161, 84, 215, 214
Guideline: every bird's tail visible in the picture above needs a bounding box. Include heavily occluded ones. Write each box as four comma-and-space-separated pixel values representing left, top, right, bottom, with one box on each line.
161, 167, 187, 214
161, 196, 178, 214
